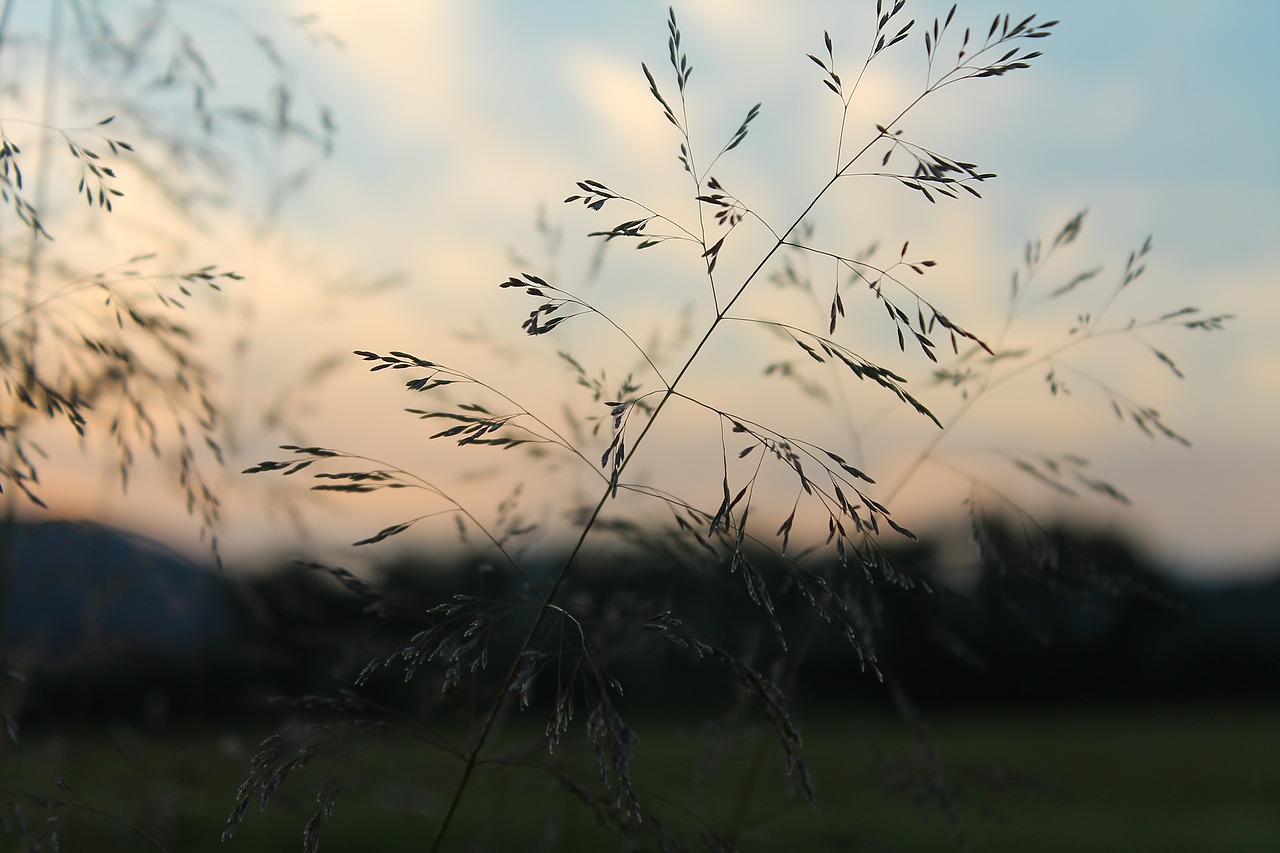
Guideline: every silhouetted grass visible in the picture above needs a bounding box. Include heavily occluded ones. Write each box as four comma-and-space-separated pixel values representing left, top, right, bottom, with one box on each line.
234, 2, 1231, 849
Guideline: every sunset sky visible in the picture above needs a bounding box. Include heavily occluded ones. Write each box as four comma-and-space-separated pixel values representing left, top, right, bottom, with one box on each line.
5, 0, 1277, 579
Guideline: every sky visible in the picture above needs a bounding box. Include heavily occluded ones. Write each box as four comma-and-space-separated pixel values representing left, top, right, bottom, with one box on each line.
4, 0, 1278, 580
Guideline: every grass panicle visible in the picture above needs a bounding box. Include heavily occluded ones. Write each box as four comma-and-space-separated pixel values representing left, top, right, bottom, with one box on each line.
229, 3, 1228, 851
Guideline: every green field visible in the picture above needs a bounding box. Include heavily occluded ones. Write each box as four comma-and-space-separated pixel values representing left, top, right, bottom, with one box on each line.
4, 704, 1278, 852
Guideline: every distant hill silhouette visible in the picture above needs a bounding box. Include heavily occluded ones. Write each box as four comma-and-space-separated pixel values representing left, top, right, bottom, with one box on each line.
4, 519, 242, 665
2, 520, 249, 721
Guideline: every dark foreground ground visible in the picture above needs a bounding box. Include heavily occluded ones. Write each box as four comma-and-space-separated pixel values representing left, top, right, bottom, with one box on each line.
4, 702, 1278, 852
5, 521, 1278, 850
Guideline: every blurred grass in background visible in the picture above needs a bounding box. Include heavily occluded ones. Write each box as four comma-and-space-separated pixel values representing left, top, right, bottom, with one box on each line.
6, 703, 1278, 852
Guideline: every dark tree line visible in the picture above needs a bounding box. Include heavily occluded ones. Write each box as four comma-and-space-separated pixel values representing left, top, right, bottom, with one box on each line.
8, 520, 1278, 727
